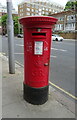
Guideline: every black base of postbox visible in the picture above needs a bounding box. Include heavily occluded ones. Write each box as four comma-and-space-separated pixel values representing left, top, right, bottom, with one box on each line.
23, 83, 49, 105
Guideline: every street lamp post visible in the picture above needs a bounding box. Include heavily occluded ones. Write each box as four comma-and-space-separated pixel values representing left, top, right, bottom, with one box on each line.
7, 0, 15, 74
18, 21, 20, 34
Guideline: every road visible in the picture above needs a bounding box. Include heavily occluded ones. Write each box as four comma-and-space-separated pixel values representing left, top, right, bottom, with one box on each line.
2, 36, 76, 100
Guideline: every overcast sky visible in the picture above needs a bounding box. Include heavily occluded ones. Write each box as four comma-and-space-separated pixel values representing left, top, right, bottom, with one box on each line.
1, 0, 69, 11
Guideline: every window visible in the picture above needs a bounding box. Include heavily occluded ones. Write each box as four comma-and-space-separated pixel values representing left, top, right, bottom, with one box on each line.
71, 16, 73, 19
73, 23, 75, 27
32, 4, 34, 8
32, 9, 34, 12
55, 11, 57, 13
46, 12, 48, 15
69, 23, 72, 27
20, 5, 21, 8
71, 15, 75, 20
31, 13, 34, 16
53, 9, 54, 12
67, 15, 75, 21
42, 2, 44, 5
26, 12, 30, 15
35, 14, 38, 16
39, 9, 41, 12
42, 11, 44, 14
27, 8, 30, 11
35, 5, 39, 9
51, 4, 53, 7
65, 23, 75, 30
54, 24, 63, 30
61, 24, 63, 29
46, 8, 48, 11
20, 5, 23, 8
0, 10, 2, 12
27, 4, 30, 7
49, 9, 51, 11
39, 12, 41, 15
20, 13, 23, 16
68, 16, 72, 20
20, 9, 23, 12
59, 24, 63, 30
35, 9, 38, 13
58, 17, 64, 21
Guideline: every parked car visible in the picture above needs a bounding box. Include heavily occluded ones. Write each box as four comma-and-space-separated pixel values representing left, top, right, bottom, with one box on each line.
17, 34, 23, 38
5, 34, 8, 37
52, 34, 63, 41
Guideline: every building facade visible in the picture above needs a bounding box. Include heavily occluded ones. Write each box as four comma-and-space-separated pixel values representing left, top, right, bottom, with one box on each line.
50, 10, 77, 32
18, 1, 64, 18
68, 0, 77, 2
0, 3, 18, 35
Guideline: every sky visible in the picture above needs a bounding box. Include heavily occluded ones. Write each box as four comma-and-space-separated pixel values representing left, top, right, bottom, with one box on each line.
0, 0, 69, 11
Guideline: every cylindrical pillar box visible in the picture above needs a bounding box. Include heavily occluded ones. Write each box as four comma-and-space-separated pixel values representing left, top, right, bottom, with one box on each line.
19, 16, 57, 105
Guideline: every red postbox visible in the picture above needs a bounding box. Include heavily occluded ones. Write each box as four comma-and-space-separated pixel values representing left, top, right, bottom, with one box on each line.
19, 16, 57, 105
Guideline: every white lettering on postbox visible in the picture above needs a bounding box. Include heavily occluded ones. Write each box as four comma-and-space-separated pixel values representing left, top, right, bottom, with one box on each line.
34, 41, 43, 55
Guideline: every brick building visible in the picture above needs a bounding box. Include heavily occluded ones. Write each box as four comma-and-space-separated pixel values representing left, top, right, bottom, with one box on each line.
50, 10, 77, 32
18, 0, 64, 18
49, 10, 77, 39
0, 11, 2, 34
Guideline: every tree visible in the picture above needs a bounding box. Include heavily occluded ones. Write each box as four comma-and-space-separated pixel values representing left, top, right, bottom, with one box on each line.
1, 14, 7, 26
64, 1, 77, 11
1, 14, 7, 35
13, 16, 19, 35
1, 14, 22, 35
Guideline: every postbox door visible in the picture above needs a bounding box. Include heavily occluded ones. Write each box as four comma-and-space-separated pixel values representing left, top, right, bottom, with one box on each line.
24, 28, 52, 88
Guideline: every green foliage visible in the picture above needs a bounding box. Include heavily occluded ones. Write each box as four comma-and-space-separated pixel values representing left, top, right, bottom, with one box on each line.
42, 14, 47, 16
64, 1, 77, 11
0, 18, 1, 26
1, 14, 7, 27
1, 14, 22, 35
13, 16, 19, 35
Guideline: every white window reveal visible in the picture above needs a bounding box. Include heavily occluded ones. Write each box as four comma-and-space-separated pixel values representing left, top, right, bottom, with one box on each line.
32, 9, 34, 12
26, 12, 30, 15
34, 41, 43, 55
31, 13, 34, 16
65, 23, 75, 30
54, 24, 63, 30
27, 8, 30, 11
42, 11, 44, 14
49, 9, 51, 11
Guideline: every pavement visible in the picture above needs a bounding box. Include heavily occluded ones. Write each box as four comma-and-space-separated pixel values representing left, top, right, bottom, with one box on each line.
0, 54, 76, 119
64, 39, 77, 41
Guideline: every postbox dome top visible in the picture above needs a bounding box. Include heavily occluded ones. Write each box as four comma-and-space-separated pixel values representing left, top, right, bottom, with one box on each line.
19, 16, 58, 28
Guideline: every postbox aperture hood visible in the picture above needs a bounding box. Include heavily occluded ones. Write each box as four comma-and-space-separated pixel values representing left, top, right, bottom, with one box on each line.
19, 16, 58, 28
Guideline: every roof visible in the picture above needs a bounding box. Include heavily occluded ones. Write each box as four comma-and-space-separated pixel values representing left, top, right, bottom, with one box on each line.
50, 10, 75, 16
18, 0, 64, 8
